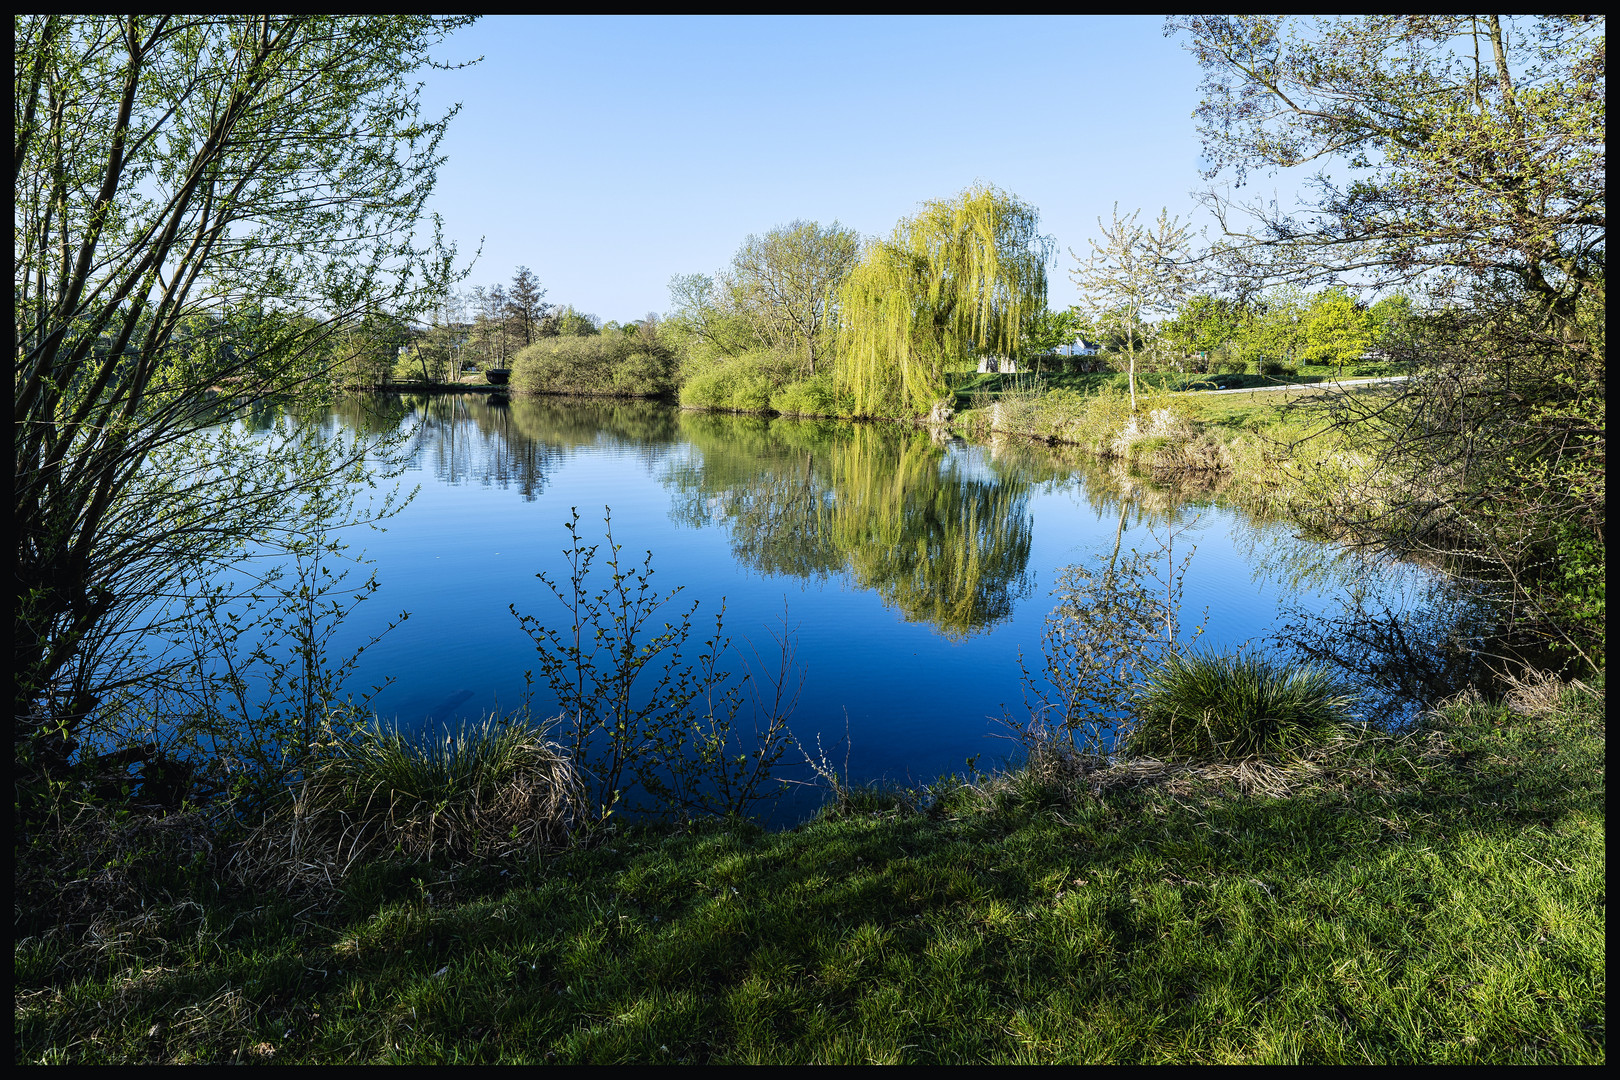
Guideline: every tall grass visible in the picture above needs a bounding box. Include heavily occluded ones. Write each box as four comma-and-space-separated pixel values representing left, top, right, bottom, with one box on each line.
250, 716, 584, 883
1129, 650, 1352, 760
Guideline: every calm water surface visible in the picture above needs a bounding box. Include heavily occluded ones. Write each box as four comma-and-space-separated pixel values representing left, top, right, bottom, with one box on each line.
302, 394, 1438, 806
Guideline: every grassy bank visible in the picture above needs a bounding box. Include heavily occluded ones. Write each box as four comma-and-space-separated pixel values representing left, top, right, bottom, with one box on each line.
15, 681, 1604, 1063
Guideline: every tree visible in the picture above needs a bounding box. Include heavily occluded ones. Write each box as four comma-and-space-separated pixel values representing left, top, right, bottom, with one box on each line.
838, 185, 1052, 417
1162, 295, 1249, 368
1167, 15, 1606, 665
469, 283, 509, 368
505, 266, 550, 348
665, 272, 761, 361
726, 220, 859, 378
1166, 15, 1604, 334
1071, 205, 1200, 413
553, 306, 599, 336
1233, 285, 1307, 372
1302, 289, 1372, 374
1019, 306, 1086, 368
13, 16, 470, 780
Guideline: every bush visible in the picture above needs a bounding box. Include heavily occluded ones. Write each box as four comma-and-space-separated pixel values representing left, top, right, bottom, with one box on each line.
1129, 650, 1352, 760
1254, 357, 1299, 380
512, 334, 678, 397
679, 350, 792, 413
771, 374, 847, 417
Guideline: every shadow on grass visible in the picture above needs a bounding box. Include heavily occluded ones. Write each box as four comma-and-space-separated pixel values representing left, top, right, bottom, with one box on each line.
15, 695, 1604, 1064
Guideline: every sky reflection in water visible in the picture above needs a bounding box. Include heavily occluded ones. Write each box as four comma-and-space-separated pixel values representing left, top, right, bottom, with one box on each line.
311, 394, 1443, 810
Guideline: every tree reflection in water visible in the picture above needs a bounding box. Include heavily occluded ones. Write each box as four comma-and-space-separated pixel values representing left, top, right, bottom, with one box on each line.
352, 395, 682, 501
667, 416, 1034, 638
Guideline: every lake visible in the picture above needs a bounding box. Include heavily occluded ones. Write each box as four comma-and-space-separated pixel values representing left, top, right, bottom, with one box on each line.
280, 394, 1460, 815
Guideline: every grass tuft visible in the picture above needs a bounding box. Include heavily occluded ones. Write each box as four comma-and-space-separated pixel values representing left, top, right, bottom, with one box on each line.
1129, 650, 1352, 760
239, 715, 584, 886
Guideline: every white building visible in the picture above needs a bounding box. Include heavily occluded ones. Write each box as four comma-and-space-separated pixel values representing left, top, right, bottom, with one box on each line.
1054, 337, 1101, 357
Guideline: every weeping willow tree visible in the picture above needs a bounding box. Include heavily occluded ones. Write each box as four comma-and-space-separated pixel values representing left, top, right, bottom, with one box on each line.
837, 185, 1052, 417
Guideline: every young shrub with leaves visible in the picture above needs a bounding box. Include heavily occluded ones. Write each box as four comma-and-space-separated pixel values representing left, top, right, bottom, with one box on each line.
512, 508, 798, 821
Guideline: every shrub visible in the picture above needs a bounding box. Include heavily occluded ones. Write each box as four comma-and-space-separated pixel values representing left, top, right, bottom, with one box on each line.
512, 335, 678, 397
679, 350, 790, 413
771, 374, 847, 417
1254, 357, 1298, 380
1129, 650, 1352, 760
513, 508, 799, 821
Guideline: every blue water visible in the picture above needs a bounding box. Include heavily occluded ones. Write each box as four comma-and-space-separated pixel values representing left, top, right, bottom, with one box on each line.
276, 395, 1434, 809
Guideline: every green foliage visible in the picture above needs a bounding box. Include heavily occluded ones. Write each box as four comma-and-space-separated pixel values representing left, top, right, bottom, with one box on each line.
1162, 295, 1250, 368
1232, 285, 1306, 368
511, 333, 678, 397
678, 350, 790, 412
770, 375, 848, 417
838, 184, 1051, 416
1019, 306, 1088, 361
1169, 16, 1603, 327
1129, 651, 1353, 760
728, 221, 860, 378
553, 306, 602, 336
13, 14, 469, 786
1302, 289, 1373, 372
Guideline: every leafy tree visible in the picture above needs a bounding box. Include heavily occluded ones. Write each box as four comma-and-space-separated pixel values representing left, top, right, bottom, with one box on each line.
553, 306, 600, 336
839, 185, 1052, 417
1302, 289, 1372, 373
1162, 295, 1249, 368
1019, 306, 1086, 367
665, 272, 764, 362
505, 266, 551, 347
726, 220, 859, 378
13, 16, 470, 781
1232, 286, 1308, 373
1071, 205, 1200, 413
1167, 15, 1604, 334
1167, 15, 1606, 664
1367, 294, 1416, 349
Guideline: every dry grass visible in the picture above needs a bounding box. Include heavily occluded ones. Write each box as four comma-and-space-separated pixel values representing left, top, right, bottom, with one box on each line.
233, 716, 585, 890
14, 803, 222, 941
960, 722, 1414, 814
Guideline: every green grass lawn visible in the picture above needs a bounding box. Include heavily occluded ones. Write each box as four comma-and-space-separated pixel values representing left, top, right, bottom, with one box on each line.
950, 362, 1406, 410
15, 689, 1604, 1064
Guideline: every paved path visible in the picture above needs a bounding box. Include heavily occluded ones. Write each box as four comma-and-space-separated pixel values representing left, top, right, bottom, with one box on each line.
1185, 374, 1411, 396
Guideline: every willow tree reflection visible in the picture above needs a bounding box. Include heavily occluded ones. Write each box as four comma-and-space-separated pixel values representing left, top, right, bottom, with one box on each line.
667, 416, 1034, 637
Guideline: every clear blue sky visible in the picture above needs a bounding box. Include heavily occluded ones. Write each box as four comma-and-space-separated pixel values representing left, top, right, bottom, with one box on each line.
418, 16, 1222, 322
